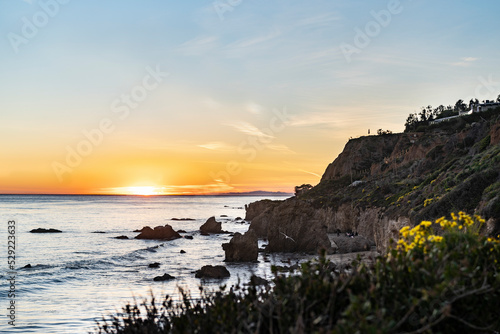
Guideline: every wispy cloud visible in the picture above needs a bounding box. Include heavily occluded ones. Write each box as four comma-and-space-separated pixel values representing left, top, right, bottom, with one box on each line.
198, 141, 234, 151
178, 35, 218, 55
267, 144, 295, 154
299, 169, 322, 178
451, 57, 479, 67
296, 13, 341, 27
226, 30, 281, 49
225, 121, 275, 138
246, 102, 263, 114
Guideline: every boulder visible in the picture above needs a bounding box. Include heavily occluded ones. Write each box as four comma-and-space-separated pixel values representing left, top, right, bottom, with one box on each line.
114, 235, 129, 240
148, 262, 161, 268
22, 264, 32, 269
247, 275, 269, 286
200, 217, 224, 234
30, 228, 62, 233
222, 230, 258, 262
250, 198, 332, 254
153, 273, 175, 281
177, 229, 187, 233
184, 235, 194, 240
135, 225, 181, 240
195, 265, 230, 279
180, 250, 186, 254
171, 218, 195, 221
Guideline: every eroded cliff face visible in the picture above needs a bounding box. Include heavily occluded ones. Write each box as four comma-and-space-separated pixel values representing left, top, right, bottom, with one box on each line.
248, 112, 500, 253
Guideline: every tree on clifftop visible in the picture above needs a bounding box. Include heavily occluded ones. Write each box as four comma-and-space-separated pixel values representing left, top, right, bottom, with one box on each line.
295, 184, 313, 196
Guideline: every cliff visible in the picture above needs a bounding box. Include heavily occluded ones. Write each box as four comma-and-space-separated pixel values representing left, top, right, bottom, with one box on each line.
249, 108, 500, 253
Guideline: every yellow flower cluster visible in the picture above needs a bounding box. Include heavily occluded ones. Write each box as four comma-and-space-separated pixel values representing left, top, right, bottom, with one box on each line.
397, 212, 491, 253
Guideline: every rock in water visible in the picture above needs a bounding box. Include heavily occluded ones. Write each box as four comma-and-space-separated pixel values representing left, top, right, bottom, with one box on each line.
195, 265, 230, 279
222, 230, 258, 262
153, 273, 175, 281
148, 262, 161, 268
114, 235, 129, 240
30, 228, 62, 233
249, 198, 332, 254
199, 217, 223, 234
134, 225, 181, 240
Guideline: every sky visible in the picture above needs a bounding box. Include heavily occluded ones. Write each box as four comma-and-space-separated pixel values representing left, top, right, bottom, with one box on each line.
1, 0, 500, 195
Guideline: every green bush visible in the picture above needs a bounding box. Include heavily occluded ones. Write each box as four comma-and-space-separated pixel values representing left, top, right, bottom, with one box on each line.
95, 214, 500, 333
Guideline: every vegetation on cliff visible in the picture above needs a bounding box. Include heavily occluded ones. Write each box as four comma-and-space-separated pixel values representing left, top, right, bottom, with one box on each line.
303, 106, 500, 238
94, 213, 500, 333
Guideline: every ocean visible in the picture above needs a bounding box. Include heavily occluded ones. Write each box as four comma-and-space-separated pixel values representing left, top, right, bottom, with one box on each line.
0, 194, 302, 333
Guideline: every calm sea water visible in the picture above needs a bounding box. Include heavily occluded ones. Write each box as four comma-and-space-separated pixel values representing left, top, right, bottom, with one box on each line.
0, 194, 300, 333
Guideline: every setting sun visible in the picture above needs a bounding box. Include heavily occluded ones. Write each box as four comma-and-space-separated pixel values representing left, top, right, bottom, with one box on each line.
123, 186, 160, 196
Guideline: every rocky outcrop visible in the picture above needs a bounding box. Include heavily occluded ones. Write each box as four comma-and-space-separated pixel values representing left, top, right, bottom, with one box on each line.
247, 114, 500, 254
195, 265, 230, 279
114, 235, 129, 240
200, 217, 225, 234
329, 235, 376, 254
30, 228, 62, 233
245, 200, 282, 221
134, 225, 181, 240
222, 230, 258, 262
153, 273, 175, 281
249, 198, 333, 254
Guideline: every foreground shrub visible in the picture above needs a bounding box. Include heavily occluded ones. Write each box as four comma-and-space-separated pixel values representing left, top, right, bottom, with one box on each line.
95, 213, 500, 333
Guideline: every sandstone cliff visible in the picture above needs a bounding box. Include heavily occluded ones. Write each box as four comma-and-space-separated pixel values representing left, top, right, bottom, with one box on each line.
249, 109, 500, 253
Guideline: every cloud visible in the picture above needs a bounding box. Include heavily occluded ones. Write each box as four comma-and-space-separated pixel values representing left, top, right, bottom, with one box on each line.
298, 169, 322, 178
178, 35, 218, 55
225, 121, 275, 138
246, 102, 264, 114
198, 141, 234, 151
296, 13, 341, 27
267, 144, 295, 154
451, 57, 479, 67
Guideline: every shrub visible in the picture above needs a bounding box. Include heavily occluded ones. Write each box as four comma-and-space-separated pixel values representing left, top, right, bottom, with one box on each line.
94, 214, 500, 333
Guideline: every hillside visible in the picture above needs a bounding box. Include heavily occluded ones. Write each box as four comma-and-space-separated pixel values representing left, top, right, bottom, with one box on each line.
247, 108, 500, 253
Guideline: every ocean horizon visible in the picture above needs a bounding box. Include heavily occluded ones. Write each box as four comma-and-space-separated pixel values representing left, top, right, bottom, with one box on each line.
0, 194, 303, 333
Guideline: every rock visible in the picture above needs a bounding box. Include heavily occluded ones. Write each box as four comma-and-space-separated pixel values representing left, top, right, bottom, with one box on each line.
30, 228, 62, 233
135, 225, 181, 240
245, 200, 282, 221
171, 218, 195, 221
180, 250, 186, 254
153, 273, 175, 281
247, 275, 269, 286
184, 235, 194, 240
177, 230, 187, 233
114, 235, 129, 240
92, 231, 106, 234
195, 265, 230, 279
200, 217, 225, 234
249, 198, 333, 254
222, 230, 258, 262
148, 262, 161, 268
329, 235, 376, 254
220, 215, 228, 217
235, 217, 242, 220
200, 232, 210, 236
23, 264, 32, 269
133, 226, 149, 233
